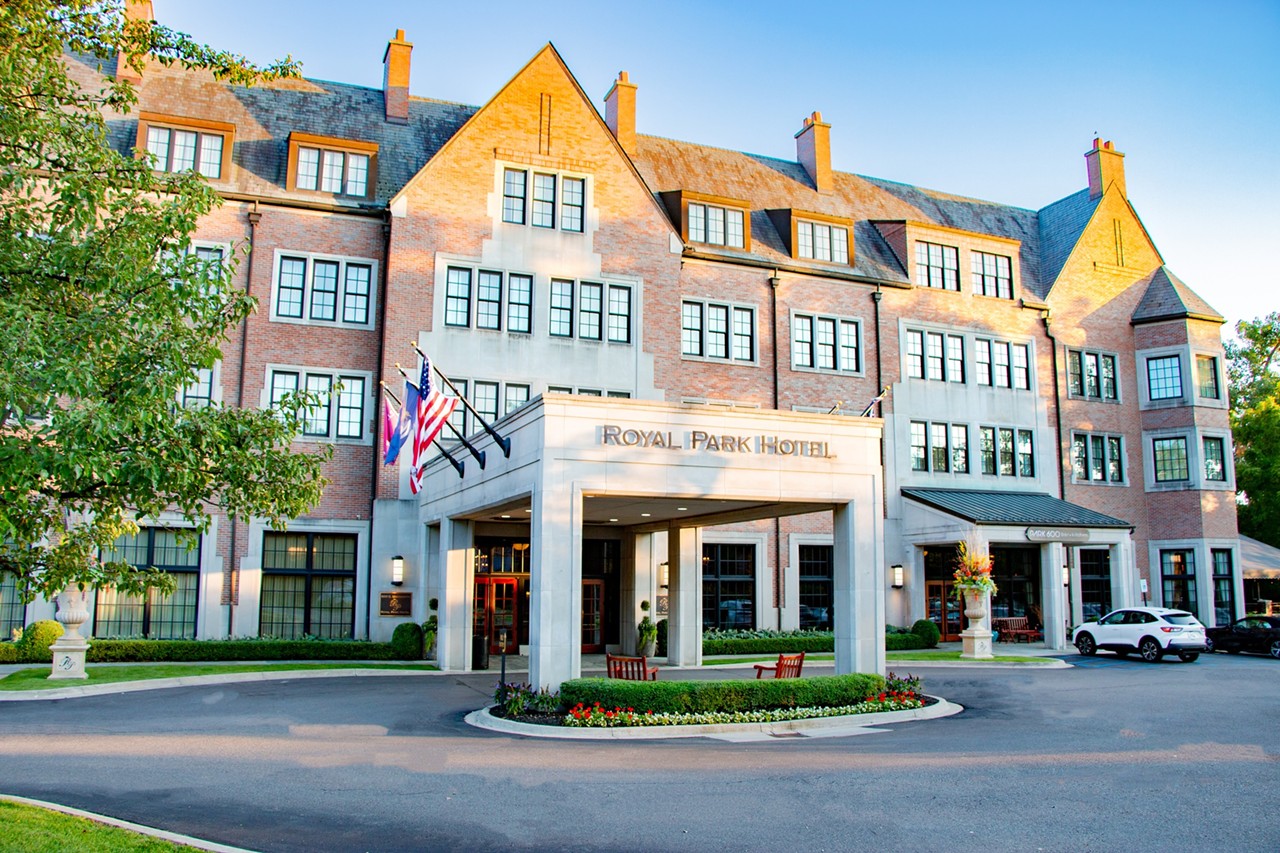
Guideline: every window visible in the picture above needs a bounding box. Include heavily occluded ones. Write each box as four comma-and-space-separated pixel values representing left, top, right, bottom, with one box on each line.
269, 369, 367, 441
1211, 549, 1234, 626
797, 220, 849, 264
947, 336, 965, 384
905, 329, 962, 382
1079, 549, 1112, 622
971, 251, 1012, 299
1067, 350, 1119, 400
926, 333, 944, 381
1011, 345, 1030, 390
502, 167, 587, 231
792, 314, 860, 373
579, 282, 603, 340
951, 424, 969, 473
474, 271, 502, 330
915, 241, 959, 290
260, 532, 356, 639
272, 254, 375, 327
910, 421, 927, 471
0, 572, 28, 639
702, 543, 755, 630
906, 330, 924, 379
1152, 437, 1190, 482
504, 384, 530, 415
1196, 355, 1220, 399
974, 337, 1031, 389
607, 286, 631, 343
1203, 436, 1227, 481
976, 426, 1035, 478
931, 423, 950, 472
289, 134, 375, 199
445, 267, 471, 327
508, 274, 533, 334
682, 300, 755, 363
473, 381, 499, 425
688, 202, 746, 249
549, 279, 576, 337
992, 342, 1011, 388
182, 367, 215, 409
798, 545, 833, 630
1072, 433, 1124, 483
1160, 550, 1197, 614
975, 339, 991, 385
95, 528, 199, 639
137, 114, 233, 180
1147, 355, 1183, 401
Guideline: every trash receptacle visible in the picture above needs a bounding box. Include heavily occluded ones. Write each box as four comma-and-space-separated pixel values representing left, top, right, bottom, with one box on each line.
472, 635, 490, 670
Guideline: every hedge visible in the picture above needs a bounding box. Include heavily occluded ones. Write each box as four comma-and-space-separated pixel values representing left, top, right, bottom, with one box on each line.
0, 637, 408, 664
885, 633, 926, 651
704, 636, 834, 655
560, 672, 887, 715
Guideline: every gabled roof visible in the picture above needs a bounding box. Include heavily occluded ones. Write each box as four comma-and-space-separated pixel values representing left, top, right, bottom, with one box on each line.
902, 487, 1131, 528
1131, 266, 1224, 325
1037, 189, 1101, 292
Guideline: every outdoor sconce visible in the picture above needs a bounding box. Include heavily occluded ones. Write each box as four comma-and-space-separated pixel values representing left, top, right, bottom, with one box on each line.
1062, 565, 1070, 587
391, 555, 404, 586
891, 565, 904, 589
659, 562, 670, 589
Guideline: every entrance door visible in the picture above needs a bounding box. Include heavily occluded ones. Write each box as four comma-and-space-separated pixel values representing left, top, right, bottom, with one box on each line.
582, 579, 604, 653
473, 577, 518, 654
927, 580, 963, 641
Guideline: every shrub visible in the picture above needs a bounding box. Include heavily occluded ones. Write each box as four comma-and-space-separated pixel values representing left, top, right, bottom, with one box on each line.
0, 643, 17, 663
16, 620, 63, 662
655, 618, 668, 656
885, 633, 925, 651
390, 622, 424, 659
911, 619, 941, 648
703, 635, 835, 655
84, 638, 399, 663
560, 672, 886, 715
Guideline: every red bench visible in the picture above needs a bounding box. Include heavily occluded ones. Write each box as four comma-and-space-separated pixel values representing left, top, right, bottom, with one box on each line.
753, 651, 805, 679
606, 653, 658, 681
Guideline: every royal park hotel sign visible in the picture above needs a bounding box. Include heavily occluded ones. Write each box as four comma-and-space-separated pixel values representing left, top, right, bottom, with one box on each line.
600, 425, 835, 459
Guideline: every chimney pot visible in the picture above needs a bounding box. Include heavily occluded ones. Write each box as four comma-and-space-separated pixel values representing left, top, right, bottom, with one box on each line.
383, 29, 413, 124
605, 71, 637, 155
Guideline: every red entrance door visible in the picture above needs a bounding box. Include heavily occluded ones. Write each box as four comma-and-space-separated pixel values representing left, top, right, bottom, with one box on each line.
473, 577, 518, 654
582, 579, 604, 653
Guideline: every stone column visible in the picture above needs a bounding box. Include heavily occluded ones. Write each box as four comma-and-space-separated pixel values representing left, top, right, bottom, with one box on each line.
48, 586, 91, 680
528, 483, 582, 689
437, 517, 473, 672
1041, 541, 1068, 650
833, 499, 884, 675
665, 525, 701, 667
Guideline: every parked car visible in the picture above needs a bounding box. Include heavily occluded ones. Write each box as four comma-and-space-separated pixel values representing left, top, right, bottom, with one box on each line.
1072, 607, 1206, 662
1205, 615, 1280, 659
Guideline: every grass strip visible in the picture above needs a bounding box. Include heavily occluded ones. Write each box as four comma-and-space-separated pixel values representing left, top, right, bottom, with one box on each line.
0, 799, 200, 852
886, 650, 1048, 663
0, 662, 436, 691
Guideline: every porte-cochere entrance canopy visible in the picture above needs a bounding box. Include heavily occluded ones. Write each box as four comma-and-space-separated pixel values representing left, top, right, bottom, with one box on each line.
418, 395, 886, 688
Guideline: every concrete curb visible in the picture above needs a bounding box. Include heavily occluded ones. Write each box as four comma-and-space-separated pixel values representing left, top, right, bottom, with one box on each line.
882, 658, 1071, 669
0, 668, 435, 702
465, 695, 963, 740
1, 793, 259, 853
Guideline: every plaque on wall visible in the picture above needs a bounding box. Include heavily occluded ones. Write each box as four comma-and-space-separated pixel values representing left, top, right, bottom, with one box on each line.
380, 591, 412, 617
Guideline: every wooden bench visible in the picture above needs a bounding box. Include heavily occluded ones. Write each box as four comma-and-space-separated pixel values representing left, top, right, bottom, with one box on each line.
993, 617, 1042, 643
753, 651, 805, 679
606, 653, 658, 681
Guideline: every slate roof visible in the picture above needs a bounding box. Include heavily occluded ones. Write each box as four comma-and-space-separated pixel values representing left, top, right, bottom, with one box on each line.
1036, 189, 1100, 296
1131, 266, 1224, 324
1240, 535, 1280, 579
901, 487, 1131, 527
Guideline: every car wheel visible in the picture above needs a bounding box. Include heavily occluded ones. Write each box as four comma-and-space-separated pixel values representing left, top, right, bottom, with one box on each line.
1178, 652, 1199, 663
1270, 640, 1280, 660
1075, 633, 1096, 656
1139, 637, 1163, 662
1204, 636, 1215, 653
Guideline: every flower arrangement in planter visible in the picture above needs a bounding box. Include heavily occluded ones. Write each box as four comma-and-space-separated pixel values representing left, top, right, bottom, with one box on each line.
637, 599, 657, 657
952, 540, 997, 598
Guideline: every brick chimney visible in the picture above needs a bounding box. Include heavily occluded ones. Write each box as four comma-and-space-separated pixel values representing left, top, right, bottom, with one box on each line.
116, 0, 154, 84
1086, 137, 1126, 200
604, 71, 637, 155
383, 29, 413, 124
795, 111, 832, 193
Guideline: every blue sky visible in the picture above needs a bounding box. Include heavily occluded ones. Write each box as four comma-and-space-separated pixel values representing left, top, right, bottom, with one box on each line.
156, 0, 1278, 333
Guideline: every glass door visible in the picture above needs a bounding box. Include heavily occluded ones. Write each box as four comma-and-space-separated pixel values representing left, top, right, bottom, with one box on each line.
582, 579, 604, 653
473, 577, 519, 654
927, 580, 963, 641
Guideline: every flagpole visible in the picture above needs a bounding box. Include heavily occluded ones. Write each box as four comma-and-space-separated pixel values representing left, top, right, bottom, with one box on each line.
395, 365, 487, 470
410, 342, 512, 458
381, 381, 465, 478
859, 386, 890, 417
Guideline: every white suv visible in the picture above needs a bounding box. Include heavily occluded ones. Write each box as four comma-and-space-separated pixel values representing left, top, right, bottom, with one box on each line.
1072, 607, 1206, 663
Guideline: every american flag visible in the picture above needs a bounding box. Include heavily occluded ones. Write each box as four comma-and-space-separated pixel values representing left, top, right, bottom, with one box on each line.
408, 356, 457, 493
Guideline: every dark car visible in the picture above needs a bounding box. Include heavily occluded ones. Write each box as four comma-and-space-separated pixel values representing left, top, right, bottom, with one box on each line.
1205, 615, 1280, 659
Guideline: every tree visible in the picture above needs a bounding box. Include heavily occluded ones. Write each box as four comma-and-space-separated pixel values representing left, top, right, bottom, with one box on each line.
0, 1, 327, 601
1226, 313, 1280, 547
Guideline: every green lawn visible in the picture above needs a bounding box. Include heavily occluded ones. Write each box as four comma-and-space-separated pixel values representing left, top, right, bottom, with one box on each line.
0, 662, 436, 692
0, 799, 200, 852
704, 650, 1049, 665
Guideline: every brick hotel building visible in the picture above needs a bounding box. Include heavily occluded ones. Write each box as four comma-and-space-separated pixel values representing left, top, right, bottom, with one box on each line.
3, 3, 1241, 686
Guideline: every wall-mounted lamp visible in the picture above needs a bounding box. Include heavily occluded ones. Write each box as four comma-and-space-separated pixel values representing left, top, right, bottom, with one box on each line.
391, 555, 404, 586
1062, 565, 1070, 587
659, 562, 670, 589
891, 565, 904, 589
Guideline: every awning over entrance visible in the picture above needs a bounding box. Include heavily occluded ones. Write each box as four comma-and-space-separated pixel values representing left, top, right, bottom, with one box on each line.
901, 488, 1131, 528
1241, 535, 1280, 579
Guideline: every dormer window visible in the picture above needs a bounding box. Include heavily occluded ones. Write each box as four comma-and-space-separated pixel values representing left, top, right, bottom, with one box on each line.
287, 133, 378, 200
689, 202, 745, 248
136, 113, 234, 180
915, 241, 959, 290
971, 251, 1013, 299
797, 220, 849, 264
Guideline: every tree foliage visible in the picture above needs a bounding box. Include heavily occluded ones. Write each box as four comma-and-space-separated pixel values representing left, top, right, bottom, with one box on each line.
0, 1, 326, 599
1227, 312, 1280, 546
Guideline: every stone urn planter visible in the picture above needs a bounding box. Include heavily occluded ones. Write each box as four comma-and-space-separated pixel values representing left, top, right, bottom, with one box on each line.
49, 585, 92, 680
958, 588, 993, 660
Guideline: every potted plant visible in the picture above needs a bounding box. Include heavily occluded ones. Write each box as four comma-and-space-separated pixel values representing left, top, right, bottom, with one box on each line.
952, 540, 997, 660
637, 599, 658, 657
